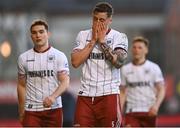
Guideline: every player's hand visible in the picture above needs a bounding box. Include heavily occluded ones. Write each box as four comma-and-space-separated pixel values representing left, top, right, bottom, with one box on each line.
18, 108, 25, 124
148, 105, 158, 116
92, 22, 98, 42
97, 22, 106, 43
43, 96, 55, 108
19, 112, 24, 124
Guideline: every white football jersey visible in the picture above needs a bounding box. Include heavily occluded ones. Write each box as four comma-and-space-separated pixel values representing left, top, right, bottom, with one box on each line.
18, 46, 69, 111
73, 29, 128, 97
121, 60, 164, 113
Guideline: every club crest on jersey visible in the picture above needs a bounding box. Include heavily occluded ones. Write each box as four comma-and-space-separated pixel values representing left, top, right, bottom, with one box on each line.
145, 69, 150, 74
48, 55, 55, 62
107, 38, 113, 45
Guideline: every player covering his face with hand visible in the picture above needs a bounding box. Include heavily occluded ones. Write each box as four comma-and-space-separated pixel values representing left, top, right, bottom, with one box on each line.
71, 2, 128, 127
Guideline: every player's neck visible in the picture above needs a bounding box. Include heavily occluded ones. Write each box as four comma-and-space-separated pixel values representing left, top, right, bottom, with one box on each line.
34, 43, 50, 53
132, 58, 146, 65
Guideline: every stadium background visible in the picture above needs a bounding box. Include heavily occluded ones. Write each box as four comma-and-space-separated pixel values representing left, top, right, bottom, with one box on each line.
0, 0, 180, 126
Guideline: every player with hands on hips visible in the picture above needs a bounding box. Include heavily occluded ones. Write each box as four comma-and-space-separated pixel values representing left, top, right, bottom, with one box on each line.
71, 2, 128, 127
120, 36, 166, 127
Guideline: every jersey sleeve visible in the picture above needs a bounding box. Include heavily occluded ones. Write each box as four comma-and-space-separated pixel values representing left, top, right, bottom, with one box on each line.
113, 33, 128, 52
17, 55, 26, 75
120, 66, 127, 86
72, 31, 85, 50
57, 53, 70, 75
154, 64, 164, 84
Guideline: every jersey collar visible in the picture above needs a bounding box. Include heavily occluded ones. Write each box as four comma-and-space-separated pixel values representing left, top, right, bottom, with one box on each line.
106, 28, 111, 35
132, 59, 146, 66
33, 45, 51, 53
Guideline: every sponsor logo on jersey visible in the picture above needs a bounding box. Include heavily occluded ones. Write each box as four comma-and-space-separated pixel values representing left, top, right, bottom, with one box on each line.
128, 81, 150, 87
78, 91, 83, 94
28, 104, 33, 108
89, 52, 105, 60
28, 70, 54, 77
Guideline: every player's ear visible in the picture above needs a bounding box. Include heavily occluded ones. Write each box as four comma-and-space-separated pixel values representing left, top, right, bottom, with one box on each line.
48, 32, 51, 37
109, 17, 112, 24
145, 47, 148, 54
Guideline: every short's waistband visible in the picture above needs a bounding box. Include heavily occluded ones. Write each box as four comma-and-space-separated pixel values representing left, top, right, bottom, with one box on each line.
78, 94, 118, 98
78, 94, 119, 104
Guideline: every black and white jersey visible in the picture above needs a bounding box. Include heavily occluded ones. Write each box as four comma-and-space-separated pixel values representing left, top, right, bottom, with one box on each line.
18, 46, 69, 111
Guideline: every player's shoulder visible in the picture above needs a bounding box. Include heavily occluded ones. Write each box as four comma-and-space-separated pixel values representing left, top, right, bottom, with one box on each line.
145, 60, 162, 72
50, 47, 64, 54
121, 62, 132, 71
78, 29, 91, 35
50, 47, 67, 57
110, 29, 127, 37
146, 60, 160, 68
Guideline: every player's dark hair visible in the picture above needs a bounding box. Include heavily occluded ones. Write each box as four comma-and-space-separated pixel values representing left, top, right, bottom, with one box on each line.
93, 2, 113, 18
30, 19, 49, 32
132, 36, 149, 48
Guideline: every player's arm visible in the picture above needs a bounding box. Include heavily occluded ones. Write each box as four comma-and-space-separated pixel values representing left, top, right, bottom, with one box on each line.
100, 44, 127, 68
149, 82, 166, 116
120, 86, 127, 111
43, 70, 70, 108
17, 74, 26, 123
71, 22, 98, 68
71, 40, 96, 68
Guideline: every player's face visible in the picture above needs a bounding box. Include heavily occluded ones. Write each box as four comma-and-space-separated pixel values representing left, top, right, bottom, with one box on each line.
132, 41, 148, 60
92, 12, 112, 29
31, 25, 49, 47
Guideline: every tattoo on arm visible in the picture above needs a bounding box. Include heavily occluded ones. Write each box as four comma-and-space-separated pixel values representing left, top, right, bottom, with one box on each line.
100, 43, 114, 61
114, 48, 128, 68
100, 43, 127, 68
